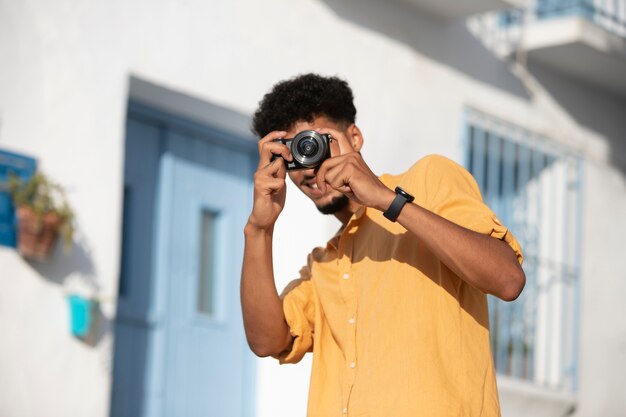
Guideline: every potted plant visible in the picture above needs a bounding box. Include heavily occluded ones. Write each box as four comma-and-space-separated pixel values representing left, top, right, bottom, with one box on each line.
8, 171, 75, 261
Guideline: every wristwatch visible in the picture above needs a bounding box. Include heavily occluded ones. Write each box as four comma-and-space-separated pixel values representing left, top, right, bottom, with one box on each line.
383, 186, 415, 222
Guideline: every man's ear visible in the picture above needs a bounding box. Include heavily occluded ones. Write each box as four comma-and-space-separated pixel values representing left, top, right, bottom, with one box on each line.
346, 124, 364, 152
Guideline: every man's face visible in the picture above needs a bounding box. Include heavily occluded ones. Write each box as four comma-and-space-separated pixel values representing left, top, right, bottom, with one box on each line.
286, 116, 357, 215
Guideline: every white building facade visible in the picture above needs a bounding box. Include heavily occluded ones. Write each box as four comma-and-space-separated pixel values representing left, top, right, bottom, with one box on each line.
0, 0, 625, 416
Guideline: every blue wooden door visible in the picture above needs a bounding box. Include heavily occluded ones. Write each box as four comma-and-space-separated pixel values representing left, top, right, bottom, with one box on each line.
110, 105, 256, 417
158, 130, 256, 417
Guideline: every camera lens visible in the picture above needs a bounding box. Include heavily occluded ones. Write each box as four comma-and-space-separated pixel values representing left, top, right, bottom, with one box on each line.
290, 130, 329, 169
297, 137, 319, 157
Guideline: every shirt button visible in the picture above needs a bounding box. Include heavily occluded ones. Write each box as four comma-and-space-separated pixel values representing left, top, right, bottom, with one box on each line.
342, 407, 347, 414
349, 362, 356, 369
348, 318, 355, 324
343, 273, 350, 280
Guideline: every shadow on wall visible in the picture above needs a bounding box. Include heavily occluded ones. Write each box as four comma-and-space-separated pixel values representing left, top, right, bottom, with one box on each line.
529, 61, 626, 177
25, 235, 111, 348
318, 0, 530, 100
26, 236, 97, 287
318, 0, 626, 177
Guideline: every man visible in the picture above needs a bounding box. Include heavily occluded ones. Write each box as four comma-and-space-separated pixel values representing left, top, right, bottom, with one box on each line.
241, 73, 525, 417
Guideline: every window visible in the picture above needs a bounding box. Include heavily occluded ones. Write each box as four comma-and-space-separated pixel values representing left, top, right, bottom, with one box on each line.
197, 209, 218, 316
0, 149, 37, 247
465, 109, 582, 392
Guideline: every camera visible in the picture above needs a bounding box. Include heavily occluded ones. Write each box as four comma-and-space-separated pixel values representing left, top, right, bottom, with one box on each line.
272, 130, 332, 170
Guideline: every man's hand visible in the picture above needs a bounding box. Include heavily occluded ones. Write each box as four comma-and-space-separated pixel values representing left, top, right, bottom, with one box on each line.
316, 127, 395, 212
247, 130, 293, 232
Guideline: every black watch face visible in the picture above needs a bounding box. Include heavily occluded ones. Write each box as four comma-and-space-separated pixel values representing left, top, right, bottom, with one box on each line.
395, 186, 414, 202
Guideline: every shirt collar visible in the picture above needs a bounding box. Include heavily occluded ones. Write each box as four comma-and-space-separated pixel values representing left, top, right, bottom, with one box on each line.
327, 206, 367, 250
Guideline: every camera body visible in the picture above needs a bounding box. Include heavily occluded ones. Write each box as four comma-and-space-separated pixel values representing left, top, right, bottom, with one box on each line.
272, 130, 332, 170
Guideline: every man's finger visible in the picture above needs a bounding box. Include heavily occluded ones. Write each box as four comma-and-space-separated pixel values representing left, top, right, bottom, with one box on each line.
318, 127, 355, 156
261, 177, 286, 195
259, 156, 287, 178
258, 130, 287, 148
259, 141, 292, 168
258, 131, 287, 163
324, 163, 354, 194
315, 154, 351, 192
256, 164, 286, 187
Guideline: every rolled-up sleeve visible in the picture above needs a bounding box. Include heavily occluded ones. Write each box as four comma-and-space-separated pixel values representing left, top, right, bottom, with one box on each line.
273, 258, 317, 364
402, 154, 524, 265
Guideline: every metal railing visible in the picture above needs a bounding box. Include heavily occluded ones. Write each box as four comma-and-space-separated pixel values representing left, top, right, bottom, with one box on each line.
467, 0, 626, 60
464, 109, 583, 392
535, 0, 626, 35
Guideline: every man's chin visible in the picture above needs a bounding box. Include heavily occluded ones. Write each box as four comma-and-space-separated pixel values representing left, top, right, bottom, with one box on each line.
316, 195, 350, 215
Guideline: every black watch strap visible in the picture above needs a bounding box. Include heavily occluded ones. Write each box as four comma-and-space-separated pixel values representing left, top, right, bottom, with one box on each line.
383, 186, 415, 222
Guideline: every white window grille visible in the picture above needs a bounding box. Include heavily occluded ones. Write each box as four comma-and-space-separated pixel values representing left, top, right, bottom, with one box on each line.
464, 109, 583, 392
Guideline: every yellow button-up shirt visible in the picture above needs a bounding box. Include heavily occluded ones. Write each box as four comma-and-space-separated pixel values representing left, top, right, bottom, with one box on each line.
276, 155, 523, 417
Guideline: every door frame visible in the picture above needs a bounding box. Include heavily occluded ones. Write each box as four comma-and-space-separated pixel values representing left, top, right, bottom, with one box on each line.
114, 101, 258, 417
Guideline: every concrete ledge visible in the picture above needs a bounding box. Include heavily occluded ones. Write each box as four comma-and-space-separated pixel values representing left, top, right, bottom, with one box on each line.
498, 376, 577, 417
524, 16, 626, 59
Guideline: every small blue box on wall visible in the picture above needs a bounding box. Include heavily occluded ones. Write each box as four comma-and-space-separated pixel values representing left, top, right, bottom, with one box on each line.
67, 294, 96, 338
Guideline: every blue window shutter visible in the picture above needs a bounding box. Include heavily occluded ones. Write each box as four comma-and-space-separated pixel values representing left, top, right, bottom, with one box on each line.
0, 149, 37, 247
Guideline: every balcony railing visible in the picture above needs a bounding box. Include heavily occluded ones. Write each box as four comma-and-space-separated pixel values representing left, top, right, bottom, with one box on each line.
468, 0, 626, 59
535, 0, 626, 37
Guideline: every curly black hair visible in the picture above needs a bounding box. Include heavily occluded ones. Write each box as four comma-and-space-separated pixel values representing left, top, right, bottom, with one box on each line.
252, 73, 357, 138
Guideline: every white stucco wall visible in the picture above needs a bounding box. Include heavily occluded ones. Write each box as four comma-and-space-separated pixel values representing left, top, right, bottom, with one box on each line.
1, 0, 625, 416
